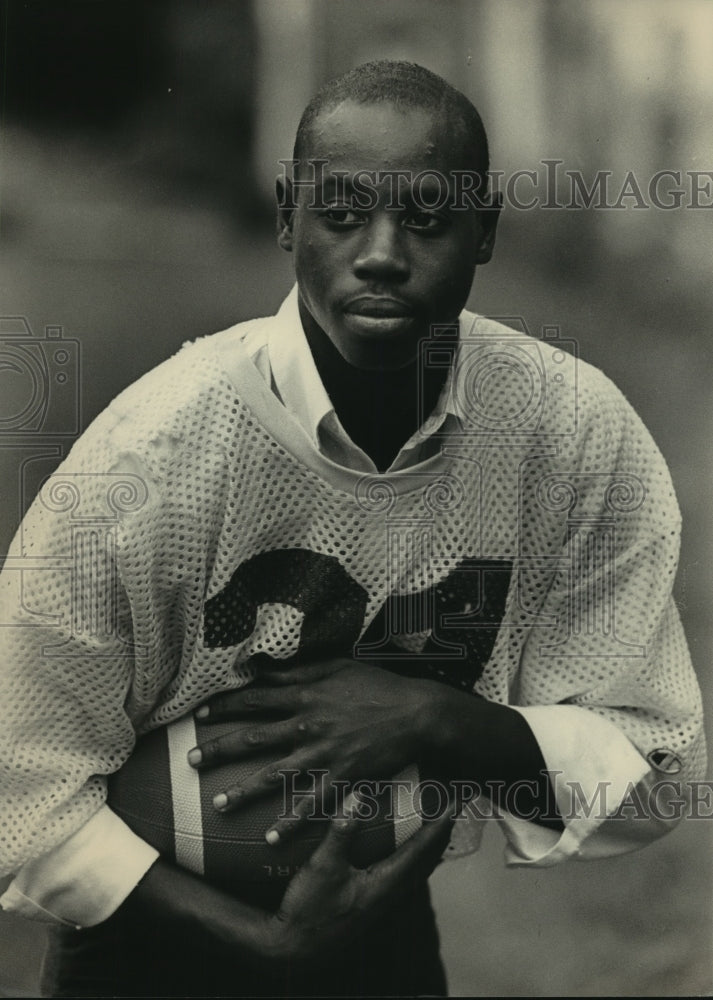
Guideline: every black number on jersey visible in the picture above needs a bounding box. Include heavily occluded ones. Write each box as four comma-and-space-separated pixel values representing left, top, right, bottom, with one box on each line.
203, 548, 512, 691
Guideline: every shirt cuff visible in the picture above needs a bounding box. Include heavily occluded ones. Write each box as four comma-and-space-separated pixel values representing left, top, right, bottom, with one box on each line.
0, 806, 159, 928
500, 705, 654, 865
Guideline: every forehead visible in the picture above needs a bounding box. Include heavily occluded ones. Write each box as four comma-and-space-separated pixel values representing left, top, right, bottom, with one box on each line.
302, 99, 470, 176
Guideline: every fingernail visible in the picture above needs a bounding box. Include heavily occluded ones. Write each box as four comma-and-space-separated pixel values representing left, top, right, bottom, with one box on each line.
265, 829, 280, 845
187, 748, 202, 766
195, 705, 209, 720
213, 793, 229, 810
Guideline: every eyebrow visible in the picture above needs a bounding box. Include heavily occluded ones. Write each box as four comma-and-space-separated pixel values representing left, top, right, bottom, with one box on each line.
319, 175, 358, 198
314, 171, 455, 211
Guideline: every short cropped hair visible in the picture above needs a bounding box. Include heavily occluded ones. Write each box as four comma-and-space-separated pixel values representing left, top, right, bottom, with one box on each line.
293, 60, 490, 183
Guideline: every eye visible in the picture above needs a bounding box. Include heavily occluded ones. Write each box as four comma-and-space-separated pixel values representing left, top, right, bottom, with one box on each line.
320, 205, 364, 226
402, 210, 448, 232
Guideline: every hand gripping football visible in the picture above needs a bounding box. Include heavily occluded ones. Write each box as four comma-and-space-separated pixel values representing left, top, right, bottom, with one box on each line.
107, 715, 436, 903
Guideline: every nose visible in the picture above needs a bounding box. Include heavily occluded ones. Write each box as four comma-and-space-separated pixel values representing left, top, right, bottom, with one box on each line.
352, 215, 409, 282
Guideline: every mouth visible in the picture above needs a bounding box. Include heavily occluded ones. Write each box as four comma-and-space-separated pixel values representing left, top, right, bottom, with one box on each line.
344, 297, 414, 318
342, 297, 416, 335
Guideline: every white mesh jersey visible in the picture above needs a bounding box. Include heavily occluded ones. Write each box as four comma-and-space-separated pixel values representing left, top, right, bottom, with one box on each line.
0, 308, 705, 879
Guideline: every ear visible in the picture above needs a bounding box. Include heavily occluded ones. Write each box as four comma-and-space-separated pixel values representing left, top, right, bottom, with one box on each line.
475, 190, 502, 264
276, 177, 295, 252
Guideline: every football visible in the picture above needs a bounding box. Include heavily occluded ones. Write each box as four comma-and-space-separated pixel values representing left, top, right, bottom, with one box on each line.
107, 714, 435, 906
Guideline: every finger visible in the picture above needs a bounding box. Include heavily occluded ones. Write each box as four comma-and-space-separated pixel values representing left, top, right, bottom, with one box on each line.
211, 750, 321, 813
260, 658, 348, 686
263, 770, 338, 844
306, 811, 361, 869
188, 718, 306, 769
367, 806, 455, 888
195, 685, 299, 722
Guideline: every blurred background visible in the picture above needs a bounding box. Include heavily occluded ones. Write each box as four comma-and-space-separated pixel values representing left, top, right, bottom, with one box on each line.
0, 0, 711, 995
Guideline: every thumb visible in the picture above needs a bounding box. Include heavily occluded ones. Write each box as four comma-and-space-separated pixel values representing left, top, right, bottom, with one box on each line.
259, 656, 348, 686
310, 811, 361, 868
370, 806, 455, 886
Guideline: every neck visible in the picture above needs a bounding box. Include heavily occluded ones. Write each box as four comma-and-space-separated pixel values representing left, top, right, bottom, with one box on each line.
301, 311, 457, 473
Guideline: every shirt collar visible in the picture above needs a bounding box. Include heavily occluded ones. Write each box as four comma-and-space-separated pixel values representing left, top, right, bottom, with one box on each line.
267, 286, 336, 448
267, 285, 474, 467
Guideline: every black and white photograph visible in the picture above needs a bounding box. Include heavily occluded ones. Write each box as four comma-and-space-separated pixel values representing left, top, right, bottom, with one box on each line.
0, 1, 711, 996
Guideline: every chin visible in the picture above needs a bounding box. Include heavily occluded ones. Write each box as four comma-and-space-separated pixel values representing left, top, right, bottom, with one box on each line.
334, 322, 425, 372
339, 339, 420, 372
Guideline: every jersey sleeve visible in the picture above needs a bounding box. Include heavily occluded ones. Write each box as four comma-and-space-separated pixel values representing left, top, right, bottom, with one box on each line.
0, 340, 248, 924
494, 372, 705, 865
0, 404, 166, 923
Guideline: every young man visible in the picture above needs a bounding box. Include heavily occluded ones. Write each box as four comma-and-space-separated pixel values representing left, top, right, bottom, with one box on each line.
0, 61, 705, 997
